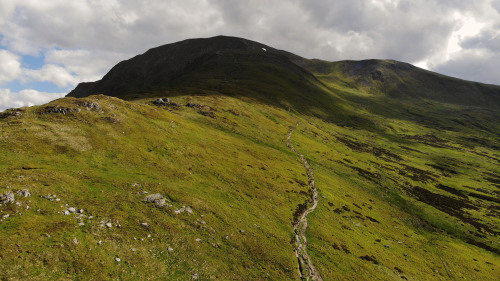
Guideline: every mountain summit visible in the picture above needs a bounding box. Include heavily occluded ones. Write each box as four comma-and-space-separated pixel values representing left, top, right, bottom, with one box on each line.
68, 36, 311, 99
68, 35, 500, 108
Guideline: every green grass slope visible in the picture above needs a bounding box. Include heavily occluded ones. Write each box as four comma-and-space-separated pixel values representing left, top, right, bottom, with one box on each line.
1, 36, 499, 280
0, 90, 498, 280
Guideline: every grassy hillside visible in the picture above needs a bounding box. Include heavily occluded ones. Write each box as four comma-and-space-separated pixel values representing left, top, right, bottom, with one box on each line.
1, 36, 499, 280
0, 90, 498, 280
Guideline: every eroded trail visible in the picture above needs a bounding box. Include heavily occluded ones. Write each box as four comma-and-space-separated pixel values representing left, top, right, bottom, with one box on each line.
286, 125, 323, 281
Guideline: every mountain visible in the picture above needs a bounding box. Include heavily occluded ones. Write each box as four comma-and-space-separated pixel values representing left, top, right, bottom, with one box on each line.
1, 36, 499, 280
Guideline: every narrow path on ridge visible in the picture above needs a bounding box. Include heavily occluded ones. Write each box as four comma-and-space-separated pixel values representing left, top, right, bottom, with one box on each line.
286, 124, 323, 281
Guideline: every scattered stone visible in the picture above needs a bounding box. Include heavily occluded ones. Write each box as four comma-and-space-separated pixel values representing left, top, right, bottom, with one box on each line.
224, 235, 229, 240
77, 209, 84, 214
0, 109, 23, 119
195, 238, 202, 242
144, 193, 167, 207
141, 222, 149, 227
131, 248, 136, 252
239, 230, 245, 234
200, 220, 206, 225
147, 234, 152, 238
68, 207, 77, 213
115, 257, 121, 262
97, 240, 102, 245
384, 245, 391, 248
73, 238, 79, 244
78, 222, 85, 226
41, 194, 58, 201
77, 101, 101, 111
42, 106, 81, 115
0, 191, 15, 204
192, 273, 198, 280
174, 207, 186, 214
152, 98, 179, 107
43, 233, 51, 238
167, 247, 174, 251
16, 189, 30, 197
185, 207, 193, 214
63, 210, 70, 215
105, 222, 112, 228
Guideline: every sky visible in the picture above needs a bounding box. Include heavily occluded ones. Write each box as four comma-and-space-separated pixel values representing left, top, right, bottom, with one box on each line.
0, 0, 499, 111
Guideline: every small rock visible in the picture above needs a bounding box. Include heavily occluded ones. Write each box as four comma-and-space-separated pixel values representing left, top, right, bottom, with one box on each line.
77, 209, 84, 214
174, 207, 185, 214
105, 222, 112, 228
147, 234, 152, 238
16, 189, 30, 197
192, 273, 198, 280
224, 235, 229, 240
384, 245, 391, 248
239, 230, 245, 233
167, 247, 174, 251
97, 240, 102, 245
0, 191, 15, 204
200, 220, 206, 225
131, 248, 136, 252
73, 238, 79, 244
141, 222, 149, 227
186, 207, 193, 214
195, 238, 202, 242
68, 207, 77, 213
144, 193, 162, 202
63, 210, 70, 215
115, 257, 121, 262
78, 222, 85, 226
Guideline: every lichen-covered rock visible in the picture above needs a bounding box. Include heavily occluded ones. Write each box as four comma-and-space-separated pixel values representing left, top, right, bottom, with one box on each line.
0, 192, 15, 204
42, 106, 81, 115
16, 189, 30, 197
144, 193, 167, 207
77, 101, 101, 111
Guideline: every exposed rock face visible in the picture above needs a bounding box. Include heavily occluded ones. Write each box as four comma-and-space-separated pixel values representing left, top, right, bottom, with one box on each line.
0, 109, 23, 119
41, 101, 102, 115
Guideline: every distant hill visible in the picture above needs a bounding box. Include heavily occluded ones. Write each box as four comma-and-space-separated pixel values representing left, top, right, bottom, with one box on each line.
69, 36, 500, 109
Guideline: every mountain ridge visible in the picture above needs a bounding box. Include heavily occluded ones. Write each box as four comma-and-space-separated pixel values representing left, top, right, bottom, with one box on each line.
68, 35, 500, 109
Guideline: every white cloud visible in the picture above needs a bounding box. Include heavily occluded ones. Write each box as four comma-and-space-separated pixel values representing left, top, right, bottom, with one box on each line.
0, 50, 22, 85
0, 88, 65, 111
23, 64, 79, 88
0, 0, 499, 97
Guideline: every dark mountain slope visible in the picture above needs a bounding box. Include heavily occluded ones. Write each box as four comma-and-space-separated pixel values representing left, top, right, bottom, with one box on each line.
68, 36, 356, 126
